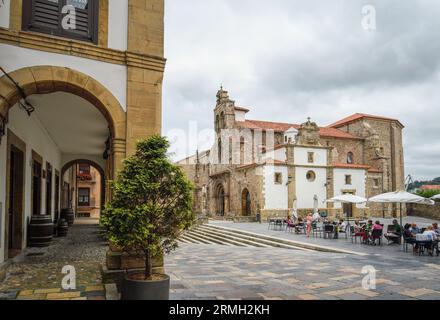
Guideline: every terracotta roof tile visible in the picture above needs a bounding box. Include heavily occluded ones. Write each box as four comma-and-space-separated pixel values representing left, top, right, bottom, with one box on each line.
328, 113, 404, 128
420, 185, 440, 190
236, 120, 359, 139
333, 163, 370, 170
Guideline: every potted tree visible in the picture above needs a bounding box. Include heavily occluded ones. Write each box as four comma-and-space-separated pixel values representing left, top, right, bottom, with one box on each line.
101, 135, 194, 300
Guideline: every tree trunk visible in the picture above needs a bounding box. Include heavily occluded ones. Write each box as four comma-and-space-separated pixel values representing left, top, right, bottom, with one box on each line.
145, 249, 153, 280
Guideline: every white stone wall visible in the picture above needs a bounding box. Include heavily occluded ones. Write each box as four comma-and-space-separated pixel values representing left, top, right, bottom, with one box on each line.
0, 0, 10, 29
295, 167, 327, 209
294, 146, 327, 166
108, 0, 128, 51
0, 104, 64, 263
0, 44, 127, 111
263, 165, 288, 210
333, 168, 367, 209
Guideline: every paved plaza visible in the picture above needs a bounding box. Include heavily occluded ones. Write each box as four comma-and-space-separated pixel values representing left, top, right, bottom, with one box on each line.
0, 220, 107, 300
1, 217, 439, 300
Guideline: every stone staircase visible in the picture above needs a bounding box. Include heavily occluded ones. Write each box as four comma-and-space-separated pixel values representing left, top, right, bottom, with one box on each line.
179, 224, 364, 255
179, 224, 309, 251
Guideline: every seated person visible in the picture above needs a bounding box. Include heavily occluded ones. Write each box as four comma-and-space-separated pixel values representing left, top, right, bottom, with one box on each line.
403, 223, 419, 254
409, 223, 421, 234
338, 219, 347, 232
285, 215, 294, 226
384, 219, 402, 245
423, 226, 437, 241
432, 223, 440, 236
294, 217, 304, 233
422, 226, 437, 256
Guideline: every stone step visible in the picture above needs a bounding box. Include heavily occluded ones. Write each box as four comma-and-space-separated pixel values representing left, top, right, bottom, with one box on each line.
203, 224, 365, 255
182, 232, 219, 245
198, 225, 306, 251
186, 230, 229, 246
191, 228, 257, 248
180, 234, 207, 245
194, 226, 272, 248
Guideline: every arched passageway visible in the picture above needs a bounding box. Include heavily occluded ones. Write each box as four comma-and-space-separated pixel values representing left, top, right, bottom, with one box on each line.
0, 66, 126, 260
61, 160, 106, 220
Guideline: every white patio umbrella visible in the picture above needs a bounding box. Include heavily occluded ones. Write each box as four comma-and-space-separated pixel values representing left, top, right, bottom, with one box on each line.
431, 194, 440, 200
326, 194, 368, 229
291, 198, 298, 220
326, 194, 368, 204
368, 191, 435, 248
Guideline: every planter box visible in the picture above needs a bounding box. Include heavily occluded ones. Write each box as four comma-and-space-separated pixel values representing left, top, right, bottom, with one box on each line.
106, 248, 163, 271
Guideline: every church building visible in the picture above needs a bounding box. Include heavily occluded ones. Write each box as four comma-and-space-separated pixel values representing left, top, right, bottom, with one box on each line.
179, 88, 405, 221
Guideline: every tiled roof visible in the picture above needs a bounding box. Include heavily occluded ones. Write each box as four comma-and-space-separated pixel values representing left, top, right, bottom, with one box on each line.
368, 168, 383, 173
236, 120, 359, 139
333, 163, 370, 170
328, 113, 404, 128
420, 185, 440, 190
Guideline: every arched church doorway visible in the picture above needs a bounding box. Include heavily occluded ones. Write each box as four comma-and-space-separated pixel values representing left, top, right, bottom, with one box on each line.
217, 186, 226, 217
242, 189, 251, 216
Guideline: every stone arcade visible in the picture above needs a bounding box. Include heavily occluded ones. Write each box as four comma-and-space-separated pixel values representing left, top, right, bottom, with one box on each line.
0, 0, 165, 269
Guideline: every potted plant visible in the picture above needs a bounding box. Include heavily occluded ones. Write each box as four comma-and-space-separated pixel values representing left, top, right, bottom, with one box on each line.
101, 135, 194, 300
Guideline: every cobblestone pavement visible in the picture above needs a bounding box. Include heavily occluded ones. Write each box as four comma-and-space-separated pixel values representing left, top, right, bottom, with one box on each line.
166, 244, 440, 300
0, 220, 107, 300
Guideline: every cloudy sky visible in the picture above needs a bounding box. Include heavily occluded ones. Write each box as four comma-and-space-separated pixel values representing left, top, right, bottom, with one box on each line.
162, 0, 440, 181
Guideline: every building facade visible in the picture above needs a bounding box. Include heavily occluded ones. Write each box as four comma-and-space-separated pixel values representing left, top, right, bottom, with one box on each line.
179, 88, 405, 221
0, 0, 165, 265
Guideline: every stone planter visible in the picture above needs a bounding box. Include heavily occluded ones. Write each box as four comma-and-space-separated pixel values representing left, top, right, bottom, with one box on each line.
121, 273, 170, 300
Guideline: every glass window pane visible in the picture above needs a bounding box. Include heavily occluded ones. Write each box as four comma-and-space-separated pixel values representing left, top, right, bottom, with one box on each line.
66, 0, 88, 10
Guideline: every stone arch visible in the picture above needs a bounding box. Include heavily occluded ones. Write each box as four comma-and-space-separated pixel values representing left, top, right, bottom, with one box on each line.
241, 188, 251, 216
0, 66, 126, 152
215, 184, 226, 217
61, 159, 106, 209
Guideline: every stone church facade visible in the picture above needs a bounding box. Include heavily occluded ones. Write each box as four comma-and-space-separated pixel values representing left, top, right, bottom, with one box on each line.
178, 88, 405, 221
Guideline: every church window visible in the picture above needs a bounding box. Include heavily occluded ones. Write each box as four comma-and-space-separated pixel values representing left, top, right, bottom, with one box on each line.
274, 173, 282, 185
373, 178, 380, 188
347, 152, 354, 164
308, 152, 314, 163
306, 171, 316, 182
345, 175, 352, 185
218, 138, 222, 164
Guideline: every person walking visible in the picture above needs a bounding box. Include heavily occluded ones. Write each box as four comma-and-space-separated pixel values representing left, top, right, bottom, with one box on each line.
306, 213, 313, 238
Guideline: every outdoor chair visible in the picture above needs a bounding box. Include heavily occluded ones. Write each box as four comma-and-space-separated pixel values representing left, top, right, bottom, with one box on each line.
286, 222, 295, 233
385, 225, 401, 245
369, 229, 383, 246
312, 222, 323, 238
295, 223, 306, 235
323, 225, 335, 239
403, 236, 416, 253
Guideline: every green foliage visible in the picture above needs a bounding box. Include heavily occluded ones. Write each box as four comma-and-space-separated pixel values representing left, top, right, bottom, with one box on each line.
101, 135, 194, 277
416, 189, 440, 199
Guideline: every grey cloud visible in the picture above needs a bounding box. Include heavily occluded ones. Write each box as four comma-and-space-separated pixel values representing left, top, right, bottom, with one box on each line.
163, 0, 440, 180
